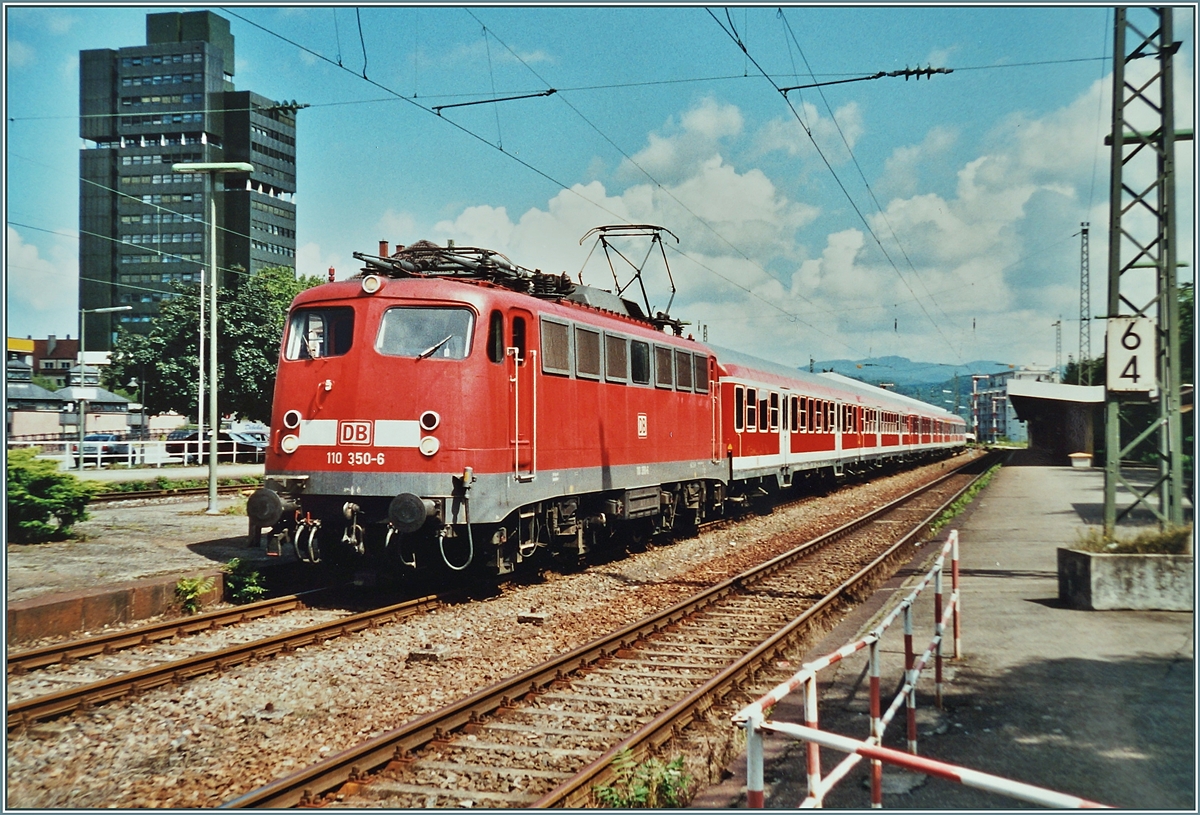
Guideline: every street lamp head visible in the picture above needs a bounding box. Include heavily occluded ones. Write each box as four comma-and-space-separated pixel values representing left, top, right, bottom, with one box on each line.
82, 305, 133, 315
171, 162, 255, 174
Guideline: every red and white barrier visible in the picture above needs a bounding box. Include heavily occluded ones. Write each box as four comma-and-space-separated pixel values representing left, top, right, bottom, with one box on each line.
733, 530, 1103, 809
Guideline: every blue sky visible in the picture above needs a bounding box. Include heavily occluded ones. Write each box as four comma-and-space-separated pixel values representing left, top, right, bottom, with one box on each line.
5, 5, 1195, 372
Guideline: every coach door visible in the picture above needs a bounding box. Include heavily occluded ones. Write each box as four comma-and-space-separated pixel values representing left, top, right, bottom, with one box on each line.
508, 309, 536, 481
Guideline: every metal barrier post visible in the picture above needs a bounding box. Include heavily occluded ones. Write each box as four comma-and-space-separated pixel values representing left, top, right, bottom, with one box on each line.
869, 638, 883, 808
951, 530, 962, 658
804, 676, 821, 804
935, 565, 945, 710
745, 709, 765, 808
904, 604, 918, 754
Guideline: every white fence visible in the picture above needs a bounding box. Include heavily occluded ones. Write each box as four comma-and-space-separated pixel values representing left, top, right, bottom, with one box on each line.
8, 437, 264, 470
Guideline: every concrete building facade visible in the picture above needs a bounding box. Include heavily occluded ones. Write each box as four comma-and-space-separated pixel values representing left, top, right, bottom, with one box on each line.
79, 11, 297, 350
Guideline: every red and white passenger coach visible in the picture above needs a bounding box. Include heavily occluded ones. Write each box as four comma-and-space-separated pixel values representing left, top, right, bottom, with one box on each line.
247, 238, 966, 576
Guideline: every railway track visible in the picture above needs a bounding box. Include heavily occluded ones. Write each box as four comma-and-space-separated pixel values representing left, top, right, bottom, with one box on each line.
5, 591, 450, 732
223, 451, 999, 809
91, 483, 258, 504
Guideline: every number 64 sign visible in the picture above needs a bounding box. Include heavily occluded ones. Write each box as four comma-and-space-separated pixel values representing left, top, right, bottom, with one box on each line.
1106, 316, 1158, 395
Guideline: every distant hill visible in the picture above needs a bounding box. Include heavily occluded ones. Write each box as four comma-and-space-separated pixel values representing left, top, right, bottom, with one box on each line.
809, 356, 1015, 412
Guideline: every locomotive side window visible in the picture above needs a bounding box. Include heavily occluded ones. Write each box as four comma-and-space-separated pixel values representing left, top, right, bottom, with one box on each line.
734, 385, 745, 432
487, 310, 505, 364
630, 340, 651, 384
746, 388, 757, 431
285, 307, 354, 360
675, 350, 693, 391
511, 316, 527, 364
540, 318, 570, 375
605, 334, 628, 382
376, 307, 473, 360
693, 355, 709, 393
575, 327, 601, 379
654, 346, 673, 389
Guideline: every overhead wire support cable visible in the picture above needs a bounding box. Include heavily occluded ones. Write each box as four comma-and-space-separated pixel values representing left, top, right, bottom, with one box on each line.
778, 66, 951, 94
433, 89, 557, 116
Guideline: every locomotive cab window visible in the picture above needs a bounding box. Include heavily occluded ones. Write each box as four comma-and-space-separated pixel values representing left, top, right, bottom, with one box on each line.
285, 307, 354, 360
376, 307, 473, 360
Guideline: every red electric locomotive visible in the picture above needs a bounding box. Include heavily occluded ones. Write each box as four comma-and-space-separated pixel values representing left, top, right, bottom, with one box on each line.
247, 236, 965, 576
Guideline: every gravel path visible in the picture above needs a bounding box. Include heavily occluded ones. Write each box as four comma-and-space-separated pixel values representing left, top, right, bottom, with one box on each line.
5, 454, 976, 808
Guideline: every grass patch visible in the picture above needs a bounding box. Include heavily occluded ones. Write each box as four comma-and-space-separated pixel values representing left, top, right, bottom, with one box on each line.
929, 462, 1001, 536
89, 476, 262, 495
1073, 525, 1193, 555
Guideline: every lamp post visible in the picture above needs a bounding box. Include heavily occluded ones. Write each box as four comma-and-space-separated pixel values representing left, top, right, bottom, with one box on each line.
172, 161, 254, 514
77, 304, 133, 471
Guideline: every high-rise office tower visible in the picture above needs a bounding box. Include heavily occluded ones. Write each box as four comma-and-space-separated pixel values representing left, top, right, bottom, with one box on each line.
79, 11, 297, 349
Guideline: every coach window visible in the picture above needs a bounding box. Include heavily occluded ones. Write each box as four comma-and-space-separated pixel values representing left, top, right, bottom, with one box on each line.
540, 318, 571, 376
758, 395, 769, 432
790, 396, 799, 432
769, 392, 780, 431
799, 397, 807, 432
746, 388, 758, 431
814, 400, 823, 432
782, 394, 790, 431
631, 340, 651, 385
286, 306, 354, 360
605, 333, 628, 382
487, 310, 505, 363
693, 355, 709, 393
654, 346, 674, 389
575, 326, 601, 379
375, 307, 473, 360
734, 385, 745, 432
675, 349, 693, 391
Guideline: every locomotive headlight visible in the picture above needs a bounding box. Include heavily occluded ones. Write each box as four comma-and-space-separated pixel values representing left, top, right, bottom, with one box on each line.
361, 274, 384, 294
281, 434, 300, 454
419, 436, 440, 456
282, 409, 302, 430
419, 410, 440, 431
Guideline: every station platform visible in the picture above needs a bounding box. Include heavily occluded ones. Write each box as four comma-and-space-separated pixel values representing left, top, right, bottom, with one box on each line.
72, 462, 265, 484
692, 454, 1195, 809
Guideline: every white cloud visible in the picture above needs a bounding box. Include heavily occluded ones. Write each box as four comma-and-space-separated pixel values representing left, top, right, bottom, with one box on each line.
6, 227, 79, 337
752, 101, 864, 166
6, 40, 35, 69
618, 97, 743, 184
296, 241, 344, 281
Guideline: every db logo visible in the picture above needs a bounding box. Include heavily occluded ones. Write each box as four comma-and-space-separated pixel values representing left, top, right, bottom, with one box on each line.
339, 421, 372, 445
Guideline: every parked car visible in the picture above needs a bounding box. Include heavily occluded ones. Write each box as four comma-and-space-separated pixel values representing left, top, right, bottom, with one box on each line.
166, 429, 267, 464
70, 433, 131, 467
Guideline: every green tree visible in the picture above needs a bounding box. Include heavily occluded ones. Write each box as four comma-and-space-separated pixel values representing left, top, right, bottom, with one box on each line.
107, 266, 322, 422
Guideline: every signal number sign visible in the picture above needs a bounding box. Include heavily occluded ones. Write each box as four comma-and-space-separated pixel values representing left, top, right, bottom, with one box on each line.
1106, 317, 1157, 395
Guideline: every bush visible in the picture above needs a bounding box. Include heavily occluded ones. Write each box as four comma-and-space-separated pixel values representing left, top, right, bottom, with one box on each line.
175, 575, 216, 614
6, 448, 96, 543
593, 749, 691, 808
222, 558, 267, 604
1075, 525, 1192, 555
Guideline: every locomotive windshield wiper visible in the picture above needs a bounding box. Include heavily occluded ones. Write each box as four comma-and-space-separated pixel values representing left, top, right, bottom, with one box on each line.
417, 335, 453, 360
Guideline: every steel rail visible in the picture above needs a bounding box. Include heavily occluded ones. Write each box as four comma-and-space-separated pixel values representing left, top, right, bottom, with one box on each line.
7, 589, 332, 675
92, 483, 255, 503
222, 451, 998, 809
5, 592, 448, 732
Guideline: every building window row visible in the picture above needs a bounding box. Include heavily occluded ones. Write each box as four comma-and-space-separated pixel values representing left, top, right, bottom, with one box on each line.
122, 53, 201, 67
121, 173, 198, 186
121, 112, 205, 127
252, 239, 295, 257
118, 314, 155, 324
124, 232, 202, 246
121, 212, 202, 225
251, 141, 295, 165
252, 219, 294, 238
122, 72, 204, 87
120, 272, 196, 284
120, 152, 203, 166
250, 123, 295, 147
121, 252, 202, 264
121, 93, 203, 108
138, 192, 200, 205
119, 291, 181, 304
251, 199, 294, 219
